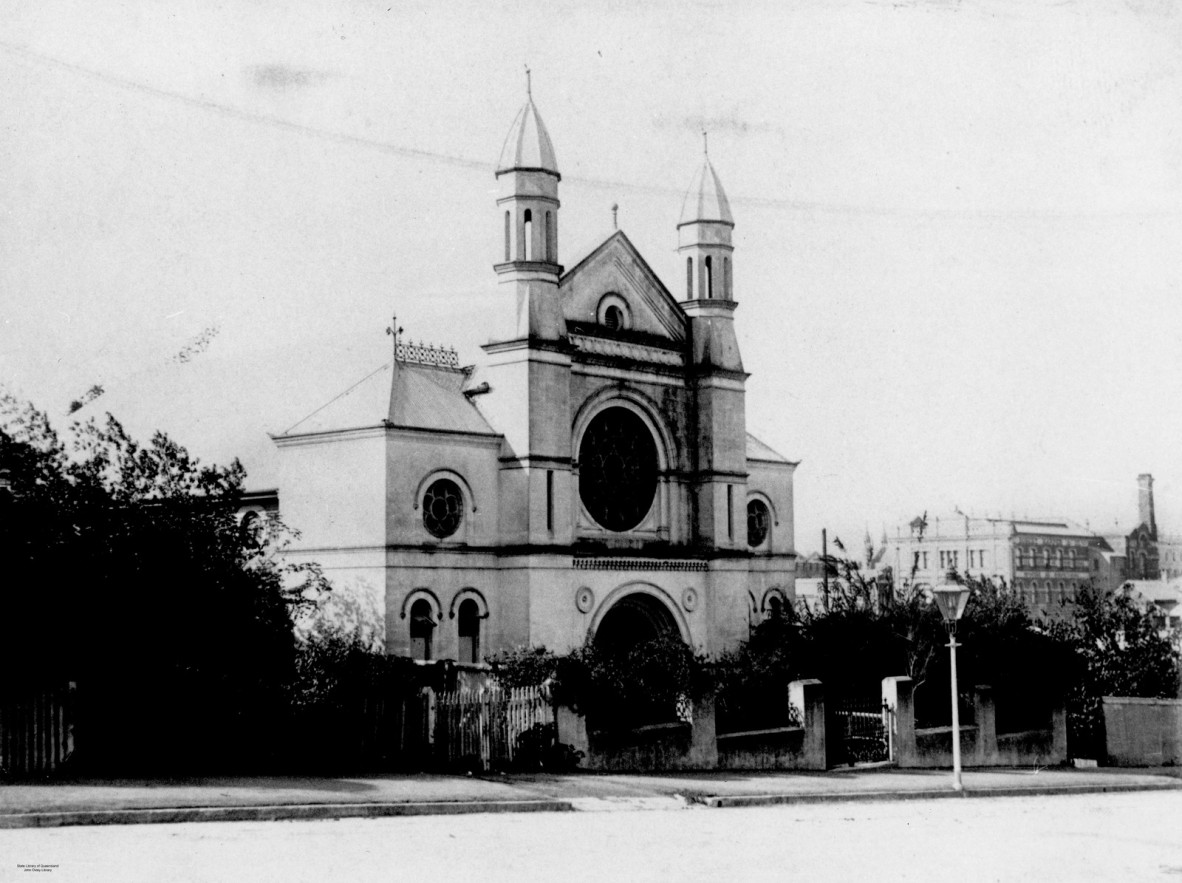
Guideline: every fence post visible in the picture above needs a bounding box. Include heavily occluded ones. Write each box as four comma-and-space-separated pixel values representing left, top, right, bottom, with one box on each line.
688, 695, 718, 769
882, 676, 916, 767
789, 679, 825, 770
555, 705, 589, 767
973, 685, 997, 766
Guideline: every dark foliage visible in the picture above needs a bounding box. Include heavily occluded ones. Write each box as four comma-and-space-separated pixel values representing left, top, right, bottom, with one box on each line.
0, 394, 327, 775
1045, 583, 1181, 757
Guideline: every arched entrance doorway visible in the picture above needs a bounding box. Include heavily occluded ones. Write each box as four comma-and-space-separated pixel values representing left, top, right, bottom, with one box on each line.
594, 592, 679, 655
588, 590, 688, 730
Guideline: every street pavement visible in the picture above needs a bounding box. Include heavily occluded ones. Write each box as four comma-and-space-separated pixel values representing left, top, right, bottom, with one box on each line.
1, 765, 1179, 828
3, 788, 1181, 882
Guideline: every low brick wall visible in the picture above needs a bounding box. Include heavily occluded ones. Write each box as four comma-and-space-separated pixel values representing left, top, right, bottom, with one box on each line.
717, 727, 807, 770
885, 677, 1066, 769
557, 679, 826, 771
1103, 697, 1182, 766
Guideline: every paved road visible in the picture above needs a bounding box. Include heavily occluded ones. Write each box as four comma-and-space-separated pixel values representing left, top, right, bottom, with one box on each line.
4, 790, 1181, 882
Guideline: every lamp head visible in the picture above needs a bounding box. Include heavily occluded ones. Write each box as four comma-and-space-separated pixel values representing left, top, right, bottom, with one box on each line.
932, 581, 971, 625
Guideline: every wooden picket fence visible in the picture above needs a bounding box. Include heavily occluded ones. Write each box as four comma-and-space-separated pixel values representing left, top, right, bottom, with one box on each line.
431, 686, 553, 771
0, 682, 75, 778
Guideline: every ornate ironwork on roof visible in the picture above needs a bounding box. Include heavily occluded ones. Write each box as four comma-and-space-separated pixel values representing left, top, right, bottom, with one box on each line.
396, 340, 459, 369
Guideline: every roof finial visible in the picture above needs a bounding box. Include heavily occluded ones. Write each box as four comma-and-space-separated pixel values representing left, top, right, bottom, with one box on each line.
385, 314, 403, 357
525, 64, 532, 96
611, 203, 618, 230
702, 130, 709, 157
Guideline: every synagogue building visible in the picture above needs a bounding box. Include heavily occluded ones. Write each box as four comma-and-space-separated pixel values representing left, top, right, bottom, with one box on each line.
270, 88, 799, 661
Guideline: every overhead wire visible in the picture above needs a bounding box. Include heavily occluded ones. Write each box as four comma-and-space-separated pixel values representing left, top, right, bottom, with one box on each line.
5, 39, 1180, 221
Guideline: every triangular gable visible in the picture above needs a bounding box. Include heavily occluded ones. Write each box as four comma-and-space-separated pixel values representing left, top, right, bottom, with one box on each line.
559, 230, 687, 343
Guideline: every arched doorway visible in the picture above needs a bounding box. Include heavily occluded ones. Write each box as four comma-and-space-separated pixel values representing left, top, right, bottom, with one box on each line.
594, 592, 679, 655
589, 591, 687, 730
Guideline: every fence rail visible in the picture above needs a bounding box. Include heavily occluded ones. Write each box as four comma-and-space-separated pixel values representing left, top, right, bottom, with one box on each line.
432, 686, 553, 771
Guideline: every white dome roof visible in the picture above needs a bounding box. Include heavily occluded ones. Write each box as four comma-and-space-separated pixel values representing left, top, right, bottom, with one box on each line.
497, 96, 559, 176
679, 157, 734, 226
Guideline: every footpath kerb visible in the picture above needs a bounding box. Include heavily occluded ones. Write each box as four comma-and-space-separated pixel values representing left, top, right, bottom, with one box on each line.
1, 768, 1179, 829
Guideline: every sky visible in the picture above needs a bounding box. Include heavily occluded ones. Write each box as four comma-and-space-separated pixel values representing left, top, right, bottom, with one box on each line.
2, 0, 1180, 552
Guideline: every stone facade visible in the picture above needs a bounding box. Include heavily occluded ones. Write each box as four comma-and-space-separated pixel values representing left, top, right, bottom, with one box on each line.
272, 89, 797, 661
888, 514, 1093, 611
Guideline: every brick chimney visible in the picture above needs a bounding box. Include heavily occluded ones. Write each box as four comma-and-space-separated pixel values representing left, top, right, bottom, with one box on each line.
1138, 473, 1157, 538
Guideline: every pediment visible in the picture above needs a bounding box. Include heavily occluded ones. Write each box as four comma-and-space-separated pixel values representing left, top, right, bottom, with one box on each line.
559, 231, 687, 343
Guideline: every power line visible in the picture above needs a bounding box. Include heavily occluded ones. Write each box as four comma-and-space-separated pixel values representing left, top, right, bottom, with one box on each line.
3, 39, 1181, 221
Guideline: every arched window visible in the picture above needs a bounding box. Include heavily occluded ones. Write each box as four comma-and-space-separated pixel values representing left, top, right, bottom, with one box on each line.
1053, 548, 1062, 568
522, 209, 533, 261
410, 599, 435, 661
723, 256, 731, 299
545, 211, 553, 261
704, 255, 713, 298
457, 598, 481, 664
422, 478, 464, 539
240, 510, 262, 548
747, 499, 770, 548
686, 257, 693, 299
504, 210, 511, 262
604, 305, 622, 331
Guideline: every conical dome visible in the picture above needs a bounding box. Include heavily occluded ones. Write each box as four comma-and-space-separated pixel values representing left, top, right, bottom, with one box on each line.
679, 157, 734, 226
497, 96, 559, 176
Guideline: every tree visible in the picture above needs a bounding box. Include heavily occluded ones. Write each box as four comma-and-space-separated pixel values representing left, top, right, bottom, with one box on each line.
0, 392, 327, 773
1045, 582, 1181, 757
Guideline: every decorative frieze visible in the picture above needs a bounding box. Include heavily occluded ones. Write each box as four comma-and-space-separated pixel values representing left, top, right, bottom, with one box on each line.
573, 557, 707, 572
569, 333, 684, 367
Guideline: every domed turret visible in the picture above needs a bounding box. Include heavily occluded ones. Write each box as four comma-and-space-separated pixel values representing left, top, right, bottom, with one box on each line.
492, 71, 563, 342
679, 154, 733, 227
497, 94, 559, 176
678, 135, 734, 303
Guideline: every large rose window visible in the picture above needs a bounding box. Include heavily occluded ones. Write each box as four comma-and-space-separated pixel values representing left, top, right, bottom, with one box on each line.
578, 407, 658, 532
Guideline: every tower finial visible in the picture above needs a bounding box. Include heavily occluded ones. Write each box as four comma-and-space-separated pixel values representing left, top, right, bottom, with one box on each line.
611, 203, 618, 230
525, 64, 531, 96
703, 130, 708, 156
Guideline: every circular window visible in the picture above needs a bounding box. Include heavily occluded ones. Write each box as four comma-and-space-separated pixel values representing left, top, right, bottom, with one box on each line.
747, 499, 770, 547
604, 305, 622, 331
578, 407, 658, 532
422, 478, 463, 538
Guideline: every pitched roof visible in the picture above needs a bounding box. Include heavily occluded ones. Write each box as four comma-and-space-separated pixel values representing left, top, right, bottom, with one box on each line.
560, 230, 687, 343
746, 432, 795, 465
280, 360, 496, 437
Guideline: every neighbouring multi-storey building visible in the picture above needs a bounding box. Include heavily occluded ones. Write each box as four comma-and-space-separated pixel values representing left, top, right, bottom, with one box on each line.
888, 513, 1095, 610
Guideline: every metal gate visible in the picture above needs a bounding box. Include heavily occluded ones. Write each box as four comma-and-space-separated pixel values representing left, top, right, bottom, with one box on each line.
828, 693, 891, 767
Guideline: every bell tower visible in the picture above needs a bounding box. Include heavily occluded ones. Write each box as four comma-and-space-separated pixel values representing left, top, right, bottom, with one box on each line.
479, 75, 573, 547
678, 137, 747, 550
492, 69, 564, 342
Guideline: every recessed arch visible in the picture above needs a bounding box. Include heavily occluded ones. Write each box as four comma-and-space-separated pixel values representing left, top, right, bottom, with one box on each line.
760, 586, 789, 616
572, 387, 675, 474
448, 587, 490, 620
587, 581, 691, 646
399, 588, 443, 622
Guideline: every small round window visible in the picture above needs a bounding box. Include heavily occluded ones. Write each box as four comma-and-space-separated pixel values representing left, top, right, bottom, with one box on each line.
747, 499, 770, 547
423, 478, 463, 538
604, 305, 623, 331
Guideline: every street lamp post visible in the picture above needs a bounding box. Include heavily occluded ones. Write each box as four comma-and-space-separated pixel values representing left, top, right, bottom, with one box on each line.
932, 580, 971, 791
